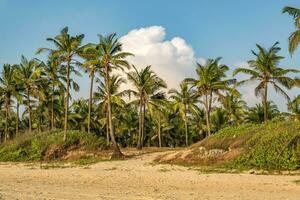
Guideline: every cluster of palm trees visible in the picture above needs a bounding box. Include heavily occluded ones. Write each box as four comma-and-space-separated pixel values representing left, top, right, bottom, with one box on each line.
0, 6, 300, 157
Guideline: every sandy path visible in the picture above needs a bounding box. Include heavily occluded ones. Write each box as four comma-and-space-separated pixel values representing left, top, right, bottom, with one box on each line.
0, 151, 299, 200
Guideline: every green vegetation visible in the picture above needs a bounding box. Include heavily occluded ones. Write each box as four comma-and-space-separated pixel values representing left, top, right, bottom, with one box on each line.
193, 120, 300, 170
0, 5, 299, 166
0, 130, 106, 162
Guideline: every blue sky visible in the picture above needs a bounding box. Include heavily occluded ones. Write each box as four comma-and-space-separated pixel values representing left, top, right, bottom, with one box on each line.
0, 0, 300, 111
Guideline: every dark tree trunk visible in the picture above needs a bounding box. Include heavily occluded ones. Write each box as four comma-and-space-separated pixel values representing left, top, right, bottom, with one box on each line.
204, 93, 211, 136
16, 102, 19, 137
51, 82, 55, 130
27, 88, 32, 134
88, 71, 94, 134
158, 117, 161, 148
184, 106, 188, 147
105, 65, 124, 159
137, 95, 143, 149
263, 83, 268, 122
63, 59, 71, 141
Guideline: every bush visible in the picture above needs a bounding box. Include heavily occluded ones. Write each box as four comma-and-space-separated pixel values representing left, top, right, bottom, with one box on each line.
0, 130, 106, 162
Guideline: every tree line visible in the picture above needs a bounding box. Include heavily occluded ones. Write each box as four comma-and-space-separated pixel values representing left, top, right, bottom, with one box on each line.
1, 6, 300, 158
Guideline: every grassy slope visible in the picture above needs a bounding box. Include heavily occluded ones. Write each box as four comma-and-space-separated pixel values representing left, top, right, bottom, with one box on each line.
0, 130, 106, 162
158, 120, 300, 170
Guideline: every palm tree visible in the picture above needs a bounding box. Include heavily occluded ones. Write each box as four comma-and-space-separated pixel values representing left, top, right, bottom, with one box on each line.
186, 58, 236, 136
288, 95, 300, 121
0, 64, 17, 141
219, 92, 247, 125
15, 56, 43, 134
233, 42, 299, 122
94, 75, 126, 145
36, 26, 84, 141
282, 6, 300, 55
148, 94, 170, 147
96, 33, 132, 158
246, 102, 279, 123
126, 65, 167, 149
169, 81, 198, 146
79, 44, 105, 135
44, 55, 66, 130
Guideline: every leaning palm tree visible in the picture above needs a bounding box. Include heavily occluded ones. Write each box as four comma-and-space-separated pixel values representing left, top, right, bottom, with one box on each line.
126, 65, 167, 149
96, 33, 133, 158
0, 64, 17, 141
233, 42, 299, 122
36, 26, 84, 141
15, 56, 43, 134
169, 81, 198, 146
185, 58, 236, 136
282, 6, 300, 55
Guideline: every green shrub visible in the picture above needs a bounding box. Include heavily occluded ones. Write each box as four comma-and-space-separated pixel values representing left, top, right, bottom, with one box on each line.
0, 130, 106, 162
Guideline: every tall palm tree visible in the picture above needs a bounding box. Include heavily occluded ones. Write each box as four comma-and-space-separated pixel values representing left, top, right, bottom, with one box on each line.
15, 56, 43, 134
80, 44, 102, 135
169, 81, 198, 146
186, 58, 236, 136
233, 42, 299, 122
44, 55, 66, 130
0, 64, 17, 141
282, 6, 300, 55
126, 65, 167, 149
148, 94, 170, 147
36, 26, 84, 141
94, 75, 126, 145
96, 33, 132, 158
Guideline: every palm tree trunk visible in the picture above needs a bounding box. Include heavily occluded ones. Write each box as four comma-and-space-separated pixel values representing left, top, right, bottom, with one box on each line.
88, 71, 94, 134
4, 98, 8, 142
63, 59, 71, 142
106, 112, 110, 146
263, 83, 268, 122
105, 65, 123, 159
141, 102, 146, 149
184, 108, 188, 147
51, 82, 55, 130
16, 101, 19, 137
204, 93, 211, 136
137, 96, 143, 149
27, 88, 32, 134
158, 117, 161, 148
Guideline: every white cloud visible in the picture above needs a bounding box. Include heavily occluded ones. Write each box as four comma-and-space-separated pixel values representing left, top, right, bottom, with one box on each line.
119, 26, 197, 89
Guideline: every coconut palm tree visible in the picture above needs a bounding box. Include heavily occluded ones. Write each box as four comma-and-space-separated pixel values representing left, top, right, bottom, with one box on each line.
36, 26, 84, 141
219, 92, 247, 125
0, 64, 17, 141
126, 65, 167, 149
186, 58, 236, 136
282, 6, 300, 55
233, 42, 299, 122
288, 95, 300, 121
94, 75, 126, 145
246, 101, 279, 123
169, 81, 198, 146
44, 55, 66, 130
15, 56, 43, 134
96, 33, 132, 158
